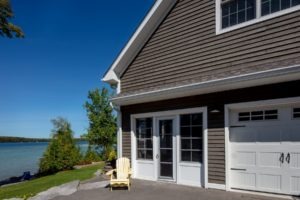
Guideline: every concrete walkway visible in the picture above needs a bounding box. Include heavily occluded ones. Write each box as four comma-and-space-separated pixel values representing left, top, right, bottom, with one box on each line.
53, 179, 286, 200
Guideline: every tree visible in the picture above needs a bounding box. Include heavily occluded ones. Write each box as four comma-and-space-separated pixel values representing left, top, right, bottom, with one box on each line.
85, 88, 117, 160
0, 0, 24, 38
39, 117, 81, 175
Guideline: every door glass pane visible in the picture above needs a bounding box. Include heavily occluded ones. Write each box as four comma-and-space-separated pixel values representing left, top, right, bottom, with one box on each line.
160, 164, 173, 177
160, 135, 172, 148
181, 151, 191, 162
159, 119, 173, 178
160, 149, 173, 162
192, 151, 202, 162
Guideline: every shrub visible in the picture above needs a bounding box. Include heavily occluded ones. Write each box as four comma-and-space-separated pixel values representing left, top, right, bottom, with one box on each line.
39, 117, 81, 175
83, 145, 101, 164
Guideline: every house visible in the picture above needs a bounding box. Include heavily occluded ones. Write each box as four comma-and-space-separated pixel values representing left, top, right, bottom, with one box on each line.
102, 0, 300, 196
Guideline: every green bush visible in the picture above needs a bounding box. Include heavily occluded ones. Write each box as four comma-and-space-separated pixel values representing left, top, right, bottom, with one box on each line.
39, 118, 81, 175
107, 149, 117, 161
83, 145, 101, 164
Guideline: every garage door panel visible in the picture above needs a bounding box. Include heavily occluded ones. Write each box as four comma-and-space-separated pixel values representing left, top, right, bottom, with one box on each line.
291, 176, 300, 194
232, 151, 256, 166
231, 171, 256, 189
259, 174, 282, 191
290, 152, 300, 169
259, 152, 282, 168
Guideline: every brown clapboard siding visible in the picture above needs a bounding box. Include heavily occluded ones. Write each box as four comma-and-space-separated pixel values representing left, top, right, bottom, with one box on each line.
122, 132, 131, 159
121, 81, 300, 185
120, 0, 300, 94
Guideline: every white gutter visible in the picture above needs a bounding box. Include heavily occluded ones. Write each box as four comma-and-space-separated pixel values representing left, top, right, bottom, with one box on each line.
111, 65, 300, 106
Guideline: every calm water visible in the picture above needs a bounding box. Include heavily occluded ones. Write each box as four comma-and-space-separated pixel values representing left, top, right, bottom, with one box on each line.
0, 142, 88, 181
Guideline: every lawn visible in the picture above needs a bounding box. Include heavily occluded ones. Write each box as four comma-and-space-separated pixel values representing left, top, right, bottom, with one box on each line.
0, 162, 104, 199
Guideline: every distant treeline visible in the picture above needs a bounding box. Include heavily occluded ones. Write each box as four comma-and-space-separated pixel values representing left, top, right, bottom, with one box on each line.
0, 136, 86, 143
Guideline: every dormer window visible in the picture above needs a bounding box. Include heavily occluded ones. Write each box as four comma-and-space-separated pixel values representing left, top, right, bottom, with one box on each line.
217, 0, 300, 34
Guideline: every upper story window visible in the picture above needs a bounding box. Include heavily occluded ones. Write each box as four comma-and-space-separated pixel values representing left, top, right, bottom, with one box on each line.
222, 0, 256, 29
217, 0, 300, 33
262, 0, 300, 16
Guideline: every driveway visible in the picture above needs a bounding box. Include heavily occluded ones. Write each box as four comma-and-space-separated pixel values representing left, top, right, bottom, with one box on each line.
53, 179, 286, 200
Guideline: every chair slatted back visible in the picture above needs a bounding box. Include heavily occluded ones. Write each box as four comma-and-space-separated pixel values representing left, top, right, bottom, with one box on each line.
116, 157, 130, 179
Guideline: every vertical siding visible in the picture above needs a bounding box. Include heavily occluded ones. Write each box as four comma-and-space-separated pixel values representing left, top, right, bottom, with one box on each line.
120, 0, 300, 95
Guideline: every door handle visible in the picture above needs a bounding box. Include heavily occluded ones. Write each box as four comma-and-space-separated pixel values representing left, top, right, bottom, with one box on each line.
286, 153, 290, 164
279, 153, 284, 164
156, 154, 159, 159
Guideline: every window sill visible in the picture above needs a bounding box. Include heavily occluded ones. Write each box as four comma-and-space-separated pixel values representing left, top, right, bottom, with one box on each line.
216, 4, 300, 35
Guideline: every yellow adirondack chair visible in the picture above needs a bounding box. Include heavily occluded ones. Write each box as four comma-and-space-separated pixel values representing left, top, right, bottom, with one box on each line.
106, 157, 132, 191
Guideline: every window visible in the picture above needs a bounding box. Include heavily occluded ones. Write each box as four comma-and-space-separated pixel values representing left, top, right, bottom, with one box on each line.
218, 0, 300, 32
293, 108, 300, 119
180, 113, 203, 163
222, 0, 256, 29
238, 109, 278, 121
136, 118, 153, 160
262, 0, 300, 16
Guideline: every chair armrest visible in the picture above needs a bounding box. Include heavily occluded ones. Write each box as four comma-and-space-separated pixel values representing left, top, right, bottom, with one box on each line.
106, 169, 116, 176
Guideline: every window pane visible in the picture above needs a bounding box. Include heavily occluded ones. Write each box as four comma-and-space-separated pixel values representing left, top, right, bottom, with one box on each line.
292, 0, 300, 6
180, 114, 190, 126
222, 3, 229, 16
247, 6, 255, 19
138, 150, 145, 159
271, 0, 281, 13
180, 127, 190, 137
238, 10, 246, 23
222, 16, 229, 28
137, 139, 145, 148
281, 0, 291, 9
262, 0, 270, 15
192, 114, 202, 125
181, 139, 191, 149
161, 149, 173, 162
146, 150, 153, 160
191, 126, 202, 137
146, 128, 152, 138
146, 139, 152, 149
192, 151, 202, 162
230, 1, 238, 13
181, 151, 191, 162
238, 0, 246, 10
160, 163, 172, 177
230, 13, 237, 26
192, 139, 202, 150
160, 135, 172, 148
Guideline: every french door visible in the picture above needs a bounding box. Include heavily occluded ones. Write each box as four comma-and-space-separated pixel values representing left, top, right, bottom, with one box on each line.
156, 117, 176, 180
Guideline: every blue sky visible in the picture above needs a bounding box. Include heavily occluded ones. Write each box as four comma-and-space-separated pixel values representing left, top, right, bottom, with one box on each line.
0, 0, 154, 138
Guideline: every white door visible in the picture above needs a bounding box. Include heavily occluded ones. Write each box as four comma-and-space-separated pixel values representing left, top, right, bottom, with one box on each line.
229, 104, 300, 195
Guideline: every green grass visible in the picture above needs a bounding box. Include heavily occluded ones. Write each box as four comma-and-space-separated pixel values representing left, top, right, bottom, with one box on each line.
0, 162, 104, 199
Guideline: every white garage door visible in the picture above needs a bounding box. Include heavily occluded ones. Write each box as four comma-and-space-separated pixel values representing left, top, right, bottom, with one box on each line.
229, 104, 300, 195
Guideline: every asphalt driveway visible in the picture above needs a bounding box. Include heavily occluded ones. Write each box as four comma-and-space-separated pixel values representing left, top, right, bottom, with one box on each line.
53, 179, 287, 200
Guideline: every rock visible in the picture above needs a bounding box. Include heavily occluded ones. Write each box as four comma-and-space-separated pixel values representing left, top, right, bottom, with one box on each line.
94, 169, 102, 177
78, 181, 109, 191
29, 180, 79, 200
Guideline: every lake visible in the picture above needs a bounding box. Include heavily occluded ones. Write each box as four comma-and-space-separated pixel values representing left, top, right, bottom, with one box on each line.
0, 142, 89, 181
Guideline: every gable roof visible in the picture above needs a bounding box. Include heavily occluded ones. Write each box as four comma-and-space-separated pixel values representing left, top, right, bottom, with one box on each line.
102, 0, 177, 85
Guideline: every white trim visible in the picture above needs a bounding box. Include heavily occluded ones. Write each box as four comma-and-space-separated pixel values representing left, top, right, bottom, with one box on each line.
130, 107, 208, 188
207, 183, 226, 190
102, 0, 177, 84
216, 0, 300, 35
116, 108, 122, 158
224, 96, 300, 194
112, 65, 300, 106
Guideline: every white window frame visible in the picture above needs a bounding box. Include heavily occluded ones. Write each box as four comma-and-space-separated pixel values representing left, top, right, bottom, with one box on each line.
216, 0, 300, 34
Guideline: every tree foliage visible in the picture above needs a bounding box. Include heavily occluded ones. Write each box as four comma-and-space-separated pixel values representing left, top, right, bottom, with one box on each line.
0, 0, 24, 38
39, 117, 81, 175
85, 88, 117, 160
